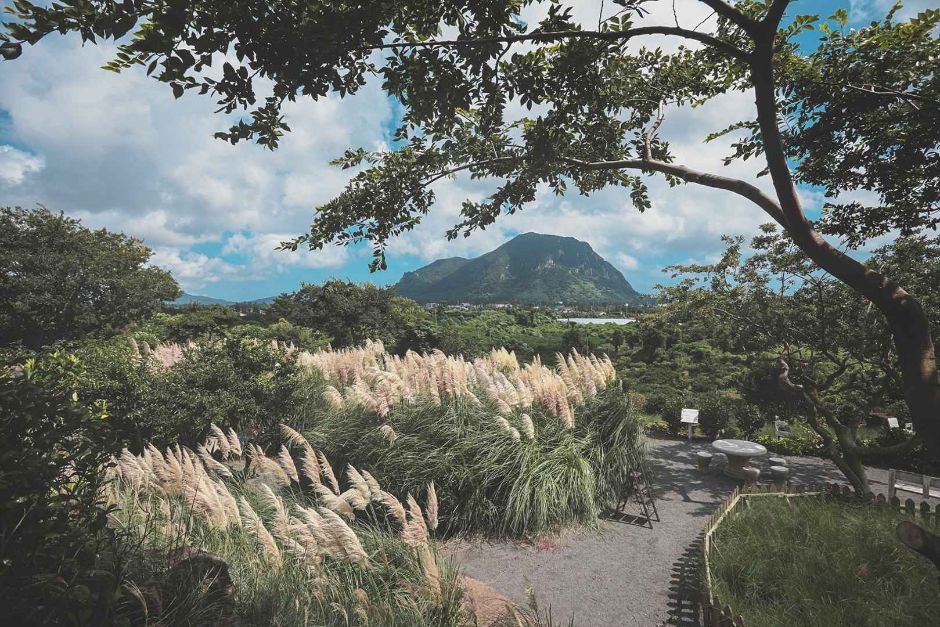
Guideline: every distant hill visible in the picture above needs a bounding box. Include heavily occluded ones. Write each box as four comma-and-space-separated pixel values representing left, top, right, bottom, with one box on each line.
395, 233, 639, 305
169, 293, 276, 307
170, 293, 235, 306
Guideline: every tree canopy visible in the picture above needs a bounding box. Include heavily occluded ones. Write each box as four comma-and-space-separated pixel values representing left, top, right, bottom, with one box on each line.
661, 227, 940, 491
265, 279, 435, 351
0, 206, 180, 349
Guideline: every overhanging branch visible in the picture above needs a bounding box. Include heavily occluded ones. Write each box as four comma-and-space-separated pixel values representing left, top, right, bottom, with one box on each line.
697, 0, 758, 34
361, 25, 749, 62
561, 156, 786, 225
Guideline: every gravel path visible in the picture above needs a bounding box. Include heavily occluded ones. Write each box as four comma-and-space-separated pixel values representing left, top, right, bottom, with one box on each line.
448, 437, 880, 627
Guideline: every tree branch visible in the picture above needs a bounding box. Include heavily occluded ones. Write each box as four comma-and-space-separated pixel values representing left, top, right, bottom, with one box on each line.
360, 26, 749, 62
697, 0, 758, 34
853, 434, 922, 460
561, 156, 786, 225
763, 0, 791, 29
420, 157, 518, 187
643, 101, 666, 161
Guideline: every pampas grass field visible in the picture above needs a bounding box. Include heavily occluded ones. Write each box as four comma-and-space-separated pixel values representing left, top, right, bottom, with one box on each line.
107, 427, 466, 625
99, 339, 645, 623
289, 342, 646, 536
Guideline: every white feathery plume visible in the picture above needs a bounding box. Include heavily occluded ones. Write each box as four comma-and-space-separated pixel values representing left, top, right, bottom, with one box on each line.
300, 448, 322, 486
521, 413, 536, 440
238, 497, 281, 568
418, 544, 442, 603
315, 483, 355, 519
317, 450, 341, 495
402, 493, 429, 548
379, 491, 407, 528
279, 423, 313, 455
361, 470, 382, 497
346, 464, 371, 499
379, 424, 397, 446
340, 488, 370, 511
249, 444, 291, 488
197, 444, 233, 479
259, 483, 292, 542
318, 507, 368, 565
323, 385, 346, 409
276, 445, 300, 484
208, 423, 230, 458
425, 482, 438, 532
225, 428, 242, 458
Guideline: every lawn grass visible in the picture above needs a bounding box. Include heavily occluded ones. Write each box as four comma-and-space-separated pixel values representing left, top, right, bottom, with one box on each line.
710, 496, 940, 627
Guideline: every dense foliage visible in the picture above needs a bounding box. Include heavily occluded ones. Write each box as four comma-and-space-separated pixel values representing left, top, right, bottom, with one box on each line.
0, 356, 127, 625
656, 227, 940, 490
266, 280, 437, 352
0, 206, 180, 349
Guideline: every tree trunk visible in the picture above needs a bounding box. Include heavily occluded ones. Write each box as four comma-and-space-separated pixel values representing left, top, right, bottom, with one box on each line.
749, 37, 940, 460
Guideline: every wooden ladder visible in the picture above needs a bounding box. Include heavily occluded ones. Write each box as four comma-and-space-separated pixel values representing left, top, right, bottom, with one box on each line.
618, 465, 660, 528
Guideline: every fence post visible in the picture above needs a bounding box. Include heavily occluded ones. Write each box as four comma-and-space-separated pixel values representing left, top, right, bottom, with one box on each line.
888, 469, 896, 501
923, 474, 930, 498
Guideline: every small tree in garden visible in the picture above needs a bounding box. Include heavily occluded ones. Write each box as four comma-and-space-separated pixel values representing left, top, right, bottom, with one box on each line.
661, 227, 940, 493
5, 2, 939, 457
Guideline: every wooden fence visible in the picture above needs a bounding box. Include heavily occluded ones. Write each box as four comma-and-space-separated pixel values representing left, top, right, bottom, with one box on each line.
699, 482, 940, 626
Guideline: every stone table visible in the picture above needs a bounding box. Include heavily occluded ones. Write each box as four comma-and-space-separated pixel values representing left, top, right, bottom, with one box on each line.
712, 439, 768, 480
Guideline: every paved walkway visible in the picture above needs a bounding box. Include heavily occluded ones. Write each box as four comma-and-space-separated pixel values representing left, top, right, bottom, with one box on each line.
448, 437, 873, 627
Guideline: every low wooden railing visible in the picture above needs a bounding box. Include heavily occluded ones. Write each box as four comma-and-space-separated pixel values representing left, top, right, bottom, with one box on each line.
700, 482, 939, 627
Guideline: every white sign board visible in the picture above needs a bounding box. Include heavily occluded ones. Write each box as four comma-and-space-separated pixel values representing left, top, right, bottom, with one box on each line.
680, 408, 700, 424
887, 417, 899, 429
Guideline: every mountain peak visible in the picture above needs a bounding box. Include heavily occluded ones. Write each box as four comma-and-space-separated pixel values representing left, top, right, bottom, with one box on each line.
395, 233, 638, 305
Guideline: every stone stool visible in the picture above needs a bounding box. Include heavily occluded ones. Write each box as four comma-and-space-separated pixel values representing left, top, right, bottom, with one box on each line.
769, 465, 790, 487
697, 451, 713, 471
768, 456, 786, 466
742, 466, 761, 484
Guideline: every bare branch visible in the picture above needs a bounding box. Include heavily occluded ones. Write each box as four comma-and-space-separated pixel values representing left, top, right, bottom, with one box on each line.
643, 101, 666, 161
420, 156, 518, 187
696, 0, 758, 34
561, 156, 786, 225
360, 26, 749, 62
763, 0, 791, 29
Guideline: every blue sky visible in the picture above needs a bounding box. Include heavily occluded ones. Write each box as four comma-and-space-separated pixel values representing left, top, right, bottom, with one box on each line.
0, 1, 928, 300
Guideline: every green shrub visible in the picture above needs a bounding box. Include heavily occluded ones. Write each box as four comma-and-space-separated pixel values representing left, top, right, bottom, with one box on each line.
74, 336, 301, 448
0, 355, 133, 625
659, 395, 689, 436
753, 433, 825, 457
731, 402, 765, 438
643, 391, 669, 416
696, 392, 732, 439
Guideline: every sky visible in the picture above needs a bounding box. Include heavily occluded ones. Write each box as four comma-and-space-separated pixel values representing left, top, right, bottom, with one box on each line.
0, 0, 932, 300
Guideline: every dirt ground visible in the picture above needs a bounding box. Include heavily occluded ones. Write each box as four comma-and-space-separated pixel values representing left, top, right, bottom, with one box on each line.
447, 437, 887, 627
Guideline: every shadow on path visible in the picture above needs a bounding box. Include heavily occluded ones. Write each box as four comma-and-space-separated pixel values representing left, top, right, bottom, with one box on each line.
665, 536, 703, 627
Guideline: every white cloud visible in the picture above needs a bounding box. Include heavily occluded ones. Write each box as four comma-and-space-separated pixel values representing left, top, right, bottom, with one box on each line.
0, 145, 44, 185
850, 0, 936, 21
616, 252, 640, 271
149, 249, 248, 291
223, 232, 350, 271
0, 33, 390, 284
